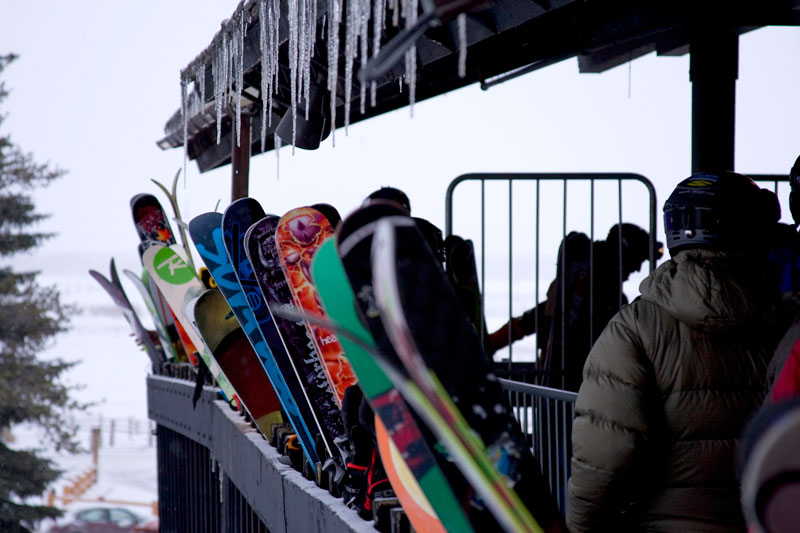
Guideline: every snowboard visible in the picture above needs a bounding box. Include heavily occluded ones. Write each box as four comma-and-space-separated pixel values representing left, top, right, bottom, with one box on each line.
122, 268, 180, 362
312, 239, 472, 533
142, 244, 237, 403
221, 198, 322, 470
244, 214, 344, 461
190, 288, 305, 434
190, 212, 317, 465
337, 203, 563, 532
275, 207, 357, 406
89, 259, 165, 372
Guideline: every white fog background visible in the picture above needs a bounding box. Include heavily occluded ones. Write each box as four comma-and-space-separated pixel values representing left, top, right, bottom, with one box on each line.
1, 1, 799, 524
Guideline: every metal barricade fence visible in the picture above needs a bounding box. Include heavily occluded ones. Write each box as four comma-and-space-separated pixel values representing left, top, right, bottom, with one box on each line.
445, 173, 658, 388
500, 378, 577, 517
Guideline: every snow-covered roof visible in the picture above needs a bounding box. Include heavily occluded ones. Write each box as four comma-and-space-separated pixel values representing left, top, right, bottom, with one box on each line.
158, 0, 800, 172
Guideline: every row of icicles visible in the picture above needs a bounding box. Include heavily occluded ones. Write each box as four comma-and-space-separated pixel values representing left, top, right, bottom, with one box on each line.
180, 0, 468, 160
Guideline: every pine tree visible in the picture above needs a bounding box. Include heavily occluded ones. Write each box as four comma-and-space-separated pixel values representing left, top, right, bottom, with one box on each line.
0, 53, 84, 532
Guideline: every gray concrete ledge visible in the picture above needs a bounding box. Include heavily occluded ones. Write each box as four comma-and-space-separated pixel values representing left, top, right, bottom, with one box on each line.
147, 375, 376, 533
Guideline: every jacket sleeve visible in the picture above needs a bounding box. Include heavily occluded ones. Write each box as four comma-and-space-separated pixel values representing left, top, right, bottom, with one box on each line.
566, 308, 656, 532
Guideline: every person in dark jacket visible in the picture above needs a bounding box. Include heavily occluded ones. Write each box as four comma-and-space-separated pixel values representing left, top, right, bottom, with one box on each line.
567, 172, 781, 531
486, 223, 662, 391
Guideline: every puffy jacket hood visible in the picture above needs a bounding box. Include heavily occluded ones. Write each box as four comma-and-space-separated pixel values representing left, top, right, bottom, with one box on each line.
639, 248, 772, 332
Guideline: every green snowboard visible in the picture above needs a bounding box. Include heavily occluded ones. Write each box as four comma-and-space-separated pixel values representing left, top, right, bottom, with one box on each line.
312, 239, 473, 533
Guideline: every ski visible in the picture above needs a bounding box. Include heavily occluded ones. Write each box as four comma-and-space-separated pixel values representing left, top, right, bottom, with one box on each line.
142, 243, 237, 402
123, 268, 180, 362
131, 193, 196, 365
89, 259, 165, 372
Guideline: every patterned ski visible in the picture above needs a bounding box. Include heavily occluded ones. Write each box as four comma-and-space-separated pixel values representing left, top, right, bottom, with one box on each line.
142, 244, 236, 402
221, 198, 321, 469
312, 239, 472, 533
151, 169, 195, 269
89, 259, 165, 372
131, 194, 196, 365
189, 212, 317, 466
275, 207, 357, 406
122, 269, 179, 362
244, 215, 344, 459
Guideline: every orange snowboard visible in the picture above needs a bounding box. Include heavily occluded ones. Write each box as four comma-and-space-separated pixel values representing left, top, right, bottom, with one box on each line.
276, 207, 357, 406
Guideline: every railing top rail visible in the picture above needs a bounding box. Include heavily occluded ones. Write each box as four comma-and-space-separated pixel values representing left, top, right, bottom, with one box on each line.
498, 377, 578, 403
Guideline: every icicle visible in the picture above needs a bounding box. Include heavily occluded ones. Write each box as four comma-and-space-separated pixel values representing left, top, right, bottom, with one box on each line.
327, 0, 343, 145
344, 0, 357, 132
194, 62, 206, 109
390, 0, 399, 27
219, 468, 225, 503
212, 27, 232, 146
370, 0, 385, 107
275, 133, 282, 180
288, 0, 299, 151
299, 0, 308, 119
181, 78, 188, 185
212, 40, 224, 145
457, 13, 467, 78
305, 0, 318, 121
260, 0, 269, 153
233, 9, 245, 147
403, 0, 418, 116
359, 0, 370, 114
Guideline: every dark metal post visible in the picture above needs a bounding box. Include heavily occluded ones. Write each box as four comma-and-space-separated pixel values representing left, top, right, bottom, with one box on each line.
690, 18, 739, 173
232, 114, 251, 201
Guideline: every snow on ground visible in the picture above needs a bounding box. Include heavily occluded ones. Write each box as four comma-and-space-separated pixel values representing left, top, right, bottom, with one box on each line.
5, 257, 161, 532
10, 418, 158, 532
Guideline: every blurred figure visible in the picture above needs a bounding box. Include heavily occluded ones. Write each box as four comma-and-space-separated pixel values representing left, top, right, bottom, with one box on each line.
765, 155, 800, 401
567, 172, 781, 531
487, 223, 661, 391
739, 398, 800, 533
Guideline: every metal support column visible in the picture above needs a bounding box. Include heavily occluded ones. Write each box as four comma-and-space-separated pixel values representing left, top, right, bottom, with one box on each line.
690, 15, 739, 174
232, 114, 251, 201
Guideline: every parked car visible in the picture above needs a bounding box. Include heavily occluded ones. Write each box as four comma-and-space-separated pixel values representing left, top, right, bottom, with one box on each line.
48, 507, 151, 533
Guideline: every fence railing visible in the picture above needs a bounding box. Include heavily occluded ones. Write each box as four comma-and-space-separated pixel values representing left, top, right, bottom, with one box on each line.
500, 378, 578, 516
148, 372, 578, 530
445, 173, 659, 388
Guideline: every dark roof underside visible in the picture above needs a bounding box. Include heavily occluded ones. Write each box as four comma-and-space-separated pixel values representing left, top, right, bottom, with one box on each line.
159, 0, 800, 172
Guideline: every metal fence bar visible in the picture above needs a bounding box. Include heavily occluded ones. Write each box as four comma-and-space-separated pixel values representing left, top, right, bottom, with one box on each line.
498, 378, 578, 518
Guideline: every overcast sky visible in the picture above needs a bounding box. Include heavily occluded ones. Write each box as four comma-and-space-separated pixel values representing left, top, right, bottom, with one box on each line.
2, 2, 799, 417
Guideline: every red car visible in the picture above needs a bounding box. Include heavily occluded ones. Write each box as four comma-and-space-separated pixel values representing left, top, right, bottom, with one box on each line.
48, 507, 156, 533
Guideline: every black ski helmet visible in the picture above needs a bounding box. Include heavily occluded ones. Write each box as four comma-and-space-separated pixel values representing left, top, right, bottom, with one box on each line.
365, 187, 411, 214
663, 171, 779, 254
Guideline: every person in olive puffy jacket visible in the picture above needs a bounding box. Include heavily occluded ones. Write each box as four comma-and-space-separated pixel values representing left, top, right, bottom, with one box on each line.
567, 172, 782, 532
